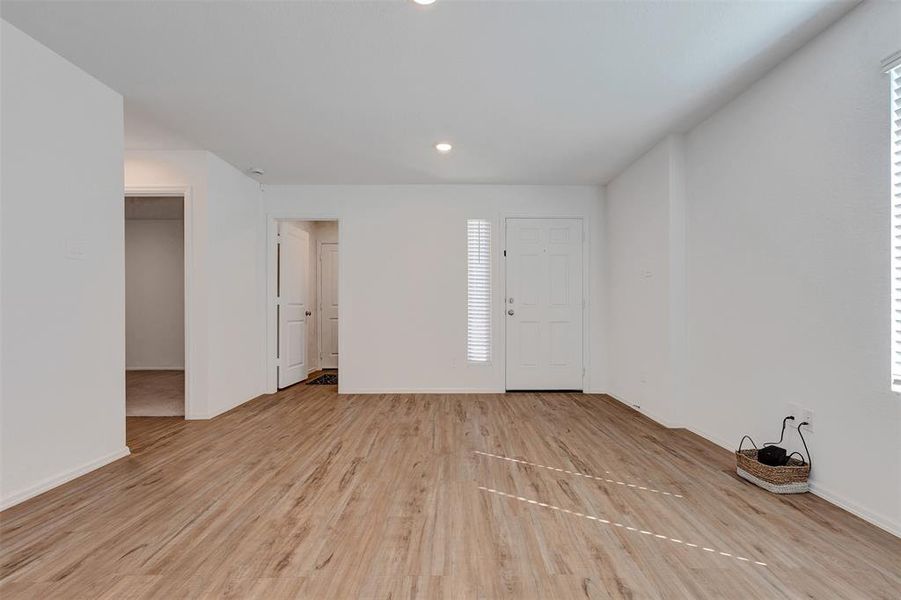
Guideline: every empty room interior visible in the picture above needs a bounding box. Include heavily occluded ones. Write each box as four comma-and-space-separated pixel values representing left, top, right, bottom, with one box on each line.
125, 195, 186, 417
0, 1, 899, 598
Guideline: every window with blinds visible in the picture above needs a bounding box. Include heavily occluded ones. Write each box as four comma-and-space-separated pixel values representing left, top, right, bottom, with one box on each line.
891, 62, 901, 391
467, 219, 491, 363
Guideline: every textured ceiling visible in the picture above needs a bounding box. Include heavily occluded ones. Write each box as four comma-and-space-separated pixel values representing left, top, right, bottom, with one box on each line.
2, 0, 858, 184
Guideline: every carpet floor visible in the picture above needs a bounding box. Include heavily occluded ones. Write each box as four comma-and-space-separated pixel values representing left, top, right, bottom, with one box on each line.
126, 370, 185, 417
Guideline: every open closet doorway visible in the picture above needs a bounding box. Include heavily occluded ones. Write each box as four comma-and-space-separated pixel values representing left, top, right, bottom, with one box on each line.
270, 219, 339, 390
124, 195, 187, 416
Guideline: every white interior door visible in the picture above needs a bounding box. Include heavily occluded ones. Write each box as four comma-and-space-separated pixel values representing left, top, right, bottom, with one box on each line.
505, 218, 583, 390
319, 242, 339, 369
278, 223, 309, 388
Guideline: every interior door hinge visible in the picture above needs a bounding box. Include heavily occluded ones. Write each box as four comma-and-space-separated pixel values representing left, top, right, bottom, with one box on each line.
503, 250, 506, 257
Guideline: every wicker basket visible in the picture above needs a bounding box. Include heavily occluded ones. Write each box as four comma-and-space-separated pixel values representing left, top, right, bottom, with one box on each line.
735, 436, 810, 494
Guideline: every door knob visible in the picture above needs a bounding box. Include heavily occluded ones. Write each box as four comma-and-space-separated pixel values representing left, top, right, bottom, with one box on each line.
305, 310, 312, 316
507, 309, 514, 316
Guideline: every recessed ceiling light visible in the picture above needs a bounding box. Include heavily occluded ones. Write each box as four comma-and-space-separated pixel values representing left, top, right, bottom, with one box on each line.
435, 142, 453, 153
413, 0, 437, 5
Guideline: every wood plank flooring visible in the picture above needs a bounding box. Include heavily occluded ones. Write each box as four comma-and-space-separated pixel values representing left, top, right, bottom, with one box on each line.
1, 385, 899, 598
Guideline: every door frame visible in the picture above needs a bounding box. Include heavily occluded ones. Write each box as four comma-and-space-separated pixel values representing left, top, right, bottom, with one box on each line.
318, 241, 339, 370
124, 185, 195, 418
264, 214, 342, 394
500, 214, 590, 392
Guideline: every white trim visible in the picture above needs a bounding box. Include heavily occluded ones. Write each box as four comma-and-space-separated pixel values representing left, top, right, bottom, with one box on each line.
340, 387, 507, 395
202, 392, 266, 421
808, 481, 900, 538
0, 447, 131, 511
500, 214, 591, 391
605, 391, 683, 429
583, 388, 608, 395
265, 212, 342, 394
125, 186, 193, 418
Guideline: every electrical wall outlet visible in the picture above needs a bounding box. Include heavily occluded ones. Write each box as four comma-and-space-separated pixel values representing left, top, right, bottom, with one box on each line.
787, 403, 801, 427
800, 409, 814, 433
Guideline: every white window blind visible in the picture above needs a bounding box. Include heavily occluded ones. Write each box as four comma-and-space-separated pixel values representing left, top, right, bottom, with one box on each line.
891, 64, 901, 391
467, 219, 491, 363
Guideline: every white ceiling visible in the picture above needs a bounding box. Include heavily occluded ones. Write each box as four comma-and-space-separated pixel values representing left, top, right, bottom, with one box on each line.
2, 0, 857, 184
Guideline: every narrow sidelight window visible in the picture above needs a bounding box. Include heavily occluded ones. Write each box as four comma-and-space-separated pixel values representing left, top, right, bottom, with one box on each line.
890, 61, 901, 391
467, 219, 491, 363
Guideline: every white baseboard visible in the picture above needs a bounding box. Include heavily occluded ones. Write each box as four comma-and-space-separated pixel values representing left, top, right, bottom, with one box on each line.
339, 388, 605, 395
686, 424, 900, 538
0, 446, 131, 511
808, 481, 900, 538
609, 392, 900, 540
338, 387, 507, 395
200, 390, 268, 420
605, 392, 683, 429
685, 424, 734, 453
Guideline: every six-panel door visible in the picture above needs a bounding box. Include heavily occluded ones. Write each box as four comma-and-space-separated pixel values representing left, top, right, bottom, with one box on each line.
278, 223, 309, 388
505, 218, 583, 390
319, 242, 339, 369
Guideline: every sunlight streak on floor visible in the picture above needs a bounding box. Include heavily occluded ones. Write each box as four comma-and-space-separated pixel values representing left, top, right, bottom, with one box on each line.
477, 486, 766, 567
474, 450, 684, 499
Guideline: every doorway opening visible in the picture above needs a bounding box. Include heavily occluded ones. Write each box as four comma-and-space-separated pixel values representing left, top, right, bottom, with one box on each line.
124, 195, 187, 417
269, 219, 339, 390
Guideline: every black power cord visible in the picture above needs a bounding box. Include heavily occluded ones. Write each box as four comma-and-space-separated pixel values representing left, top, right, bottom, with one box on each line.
762, 415, 812, 467
764, 415, 796, 447
788, 422, 812, 468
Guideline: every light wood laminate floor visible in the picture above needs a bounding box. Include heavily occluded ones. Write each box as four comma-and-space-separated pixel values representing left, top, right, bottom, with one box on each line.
1, 386, 898, 599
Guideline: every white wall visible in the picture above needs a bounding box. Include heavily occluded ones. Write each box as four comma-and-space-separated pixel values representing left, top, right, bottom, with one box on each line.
606, 137, 684, 425
263, 185, 607, 393
1, 21, 127, 508
205, 154, 267, 416
683, 0, 900, 534
124, 150, 265, 418
125, 217, 184, 369
604, 0, 901, 534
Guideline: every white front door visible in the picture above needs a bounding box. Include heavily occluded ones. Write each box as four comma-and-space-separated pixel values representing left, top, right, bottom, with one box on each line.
319, 242, 339, 369
505, 218, 583, 390
278, 223, 309, 388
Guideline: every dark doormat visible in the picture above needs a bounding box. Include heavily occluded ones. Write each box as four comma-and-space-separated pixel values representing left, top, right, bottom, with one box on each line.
307, 373, 338, 385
